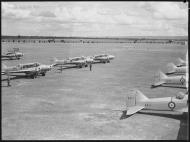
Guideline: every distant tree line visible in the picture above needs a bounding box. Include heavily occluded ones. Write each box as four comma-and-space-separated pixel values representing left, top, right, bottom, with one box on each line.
1, 35, 187, 45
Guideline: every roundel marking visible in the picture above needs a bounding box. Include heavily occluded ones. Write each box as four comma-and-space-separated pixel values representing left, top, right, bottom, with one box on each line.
180, 76, 185, 85
168, 101, 176, 110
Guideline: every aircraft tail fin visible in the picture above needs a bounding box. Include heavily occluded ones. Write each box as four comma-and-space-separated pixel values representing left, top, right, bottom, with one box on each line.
2, 63, 7, 70
124, 89, 148, 115
152, 70, 167, 88
177, 58, 185, 67
54, 57, 58, 62
166, 63, 176, 74
126, 89, 149, 107
50, 57, 58, 63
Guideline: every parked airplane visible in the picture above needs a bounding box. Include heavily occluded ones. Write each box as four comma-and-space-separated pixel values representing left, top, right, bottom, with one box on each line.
1, 63, 40, 79
1, 62, 53, 78
2, 48, 24, 60
53, 56, 93, 68
176, 58, 186, 67
120, 89, 188, 117
166, 63, 187, 75
92, 54, 115, 63
151, 71, 187, 89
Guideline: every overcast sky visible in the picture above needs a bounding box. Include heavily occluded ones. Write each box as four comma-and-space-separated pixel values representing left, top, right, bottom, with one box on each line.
1, 2, 188, 37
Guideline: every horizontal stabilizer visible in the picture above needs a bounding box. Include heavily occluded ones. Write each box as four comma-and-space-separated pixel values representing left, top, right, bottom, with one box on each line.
126, 106, 144, 115
167, 63, 176, 74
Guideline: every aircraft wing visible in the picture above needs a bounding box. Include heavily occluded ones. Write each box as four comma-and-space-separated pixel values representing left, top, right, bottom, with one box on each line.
175, 107, 188, 112
126, 106, 145, 115
1, 55, 14, 58
3, 68, 38, 74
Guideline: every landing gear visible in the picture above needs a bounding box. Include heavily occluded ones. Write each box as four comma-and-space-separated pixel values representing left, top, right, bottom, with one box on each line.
85, 64, 88, 67
30, 74, 35, 79
41, 72, 46, 76
30, 72, 38, 79
107, 60, 110, 63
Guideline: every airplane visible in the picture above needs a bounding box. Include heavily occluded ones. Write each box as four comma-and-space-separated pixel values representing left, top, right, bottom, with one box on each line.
53, 56, 93, 68
120, 89, 188, 117
151, 71, 187, 89
69, 56, 94, 67
166, 62, 187, 75
1, 62, 53, 78
176, 58, 186, 67
18, 62, 53, 76
92, 54, 115, 63
2, 48, 24, 60
1, 63, 40, 79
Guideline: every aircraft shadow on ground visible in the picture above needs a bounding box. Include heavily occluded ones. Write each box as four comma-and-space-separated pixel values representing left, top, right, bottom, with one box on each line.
123, 111, 189, 140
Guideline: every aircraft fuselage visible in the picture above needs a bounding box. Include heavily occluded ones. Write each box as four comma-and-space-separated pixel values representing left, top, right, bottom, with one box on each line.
164, 75, 186, 85
137, 95, 188, 111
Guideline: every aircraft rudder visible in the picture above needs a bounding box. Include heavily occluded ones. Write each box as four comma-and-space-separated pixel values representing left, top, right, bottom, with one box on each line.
126, 89, 149, 107
167, 63, 176, 74
1, 63, 7, 69
158, 70, 168, 79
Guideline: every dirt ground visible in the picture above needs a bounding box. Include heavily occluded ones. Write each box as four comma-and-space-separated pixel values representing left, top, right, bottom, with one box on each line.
1, 42, 188, 140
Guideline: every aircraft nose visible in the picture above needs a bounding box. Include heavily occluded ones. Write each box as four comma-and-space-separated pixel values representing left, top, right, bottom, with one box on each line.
44, 65, 51, 71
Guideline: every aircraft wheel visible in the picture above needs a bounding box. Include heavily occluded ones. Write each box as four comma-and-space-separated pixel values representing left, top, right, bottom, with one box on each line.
107, 60, 110, 63
85, 64, 88, 67
41, 73, 46, 76
103, 61, 106, 64
30, 75, 35, 79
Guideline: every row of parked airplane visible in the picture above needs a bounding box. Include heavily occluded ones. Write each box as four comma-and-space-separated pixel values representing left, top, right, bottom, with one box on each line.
120, 52, 188, 118
151, 57, 188, 89
53, 54, 115, 68
1, 54, 115, 79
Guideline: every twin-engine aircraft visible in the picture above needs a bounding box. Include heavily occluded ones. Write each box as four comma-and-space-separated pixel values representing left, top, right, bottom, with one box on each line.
1, 62, 53, 78
2, 48, 24, 60
120, 89, 188, 117
151, 71, 187, 89
92, 54, 115, 63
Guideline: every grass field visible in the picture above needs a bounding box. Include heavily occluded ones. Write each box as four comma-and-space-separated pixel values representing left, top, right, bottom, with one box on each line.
1, 42, 188, 140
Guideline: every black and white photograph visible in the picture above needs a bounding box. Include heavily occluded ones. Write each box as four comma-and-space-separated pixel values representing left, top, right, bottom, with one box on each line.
1, 1, 188, 140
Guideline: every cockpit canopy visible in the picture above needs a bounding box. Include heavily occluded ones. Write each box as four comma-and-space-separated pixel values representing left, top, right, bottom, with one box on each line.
176, 92, 185, 99
20, 62, 40, 69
